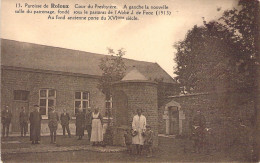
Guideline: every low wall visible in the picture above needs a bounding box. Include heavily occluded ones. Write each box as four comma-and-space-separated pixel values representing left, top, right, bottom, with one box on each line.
159, 91, 256, 151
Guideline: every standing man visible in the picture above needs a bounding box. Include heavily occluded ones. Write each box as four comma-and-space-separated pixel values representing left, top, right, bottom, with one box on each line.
85, 108, 92, 141
48, 107, 59, 144
1, 106, 12, 138
29, 105, 42, 144
132, 108, 146, 155
19, 107, 28, 137
76, 107, 85, 140
60, 109, 71, 137
191, 109, 206, 153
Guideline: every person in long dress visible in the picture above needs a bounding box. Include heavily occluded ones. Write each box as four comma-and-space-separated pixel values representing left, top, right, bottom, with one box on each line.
90, 108, 103, 146
76, 107, 85, 140
29, 105, 42, 144
132, 108, 146, 155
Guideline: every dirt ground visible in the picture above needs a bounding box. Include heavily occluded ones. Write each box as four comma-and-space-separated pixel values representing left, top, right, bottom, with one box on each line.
1, 136, 250, 162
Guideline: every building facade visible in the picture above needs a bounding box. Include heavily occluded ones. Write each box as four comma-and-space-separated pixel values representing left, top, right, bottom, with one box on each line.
1, 39, 177, 135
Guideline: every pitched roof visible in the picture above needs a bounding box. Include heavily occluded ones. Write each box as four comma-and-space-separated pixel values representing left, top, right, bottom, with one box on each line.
1, 39, 175, 83
122, 68, 148, 81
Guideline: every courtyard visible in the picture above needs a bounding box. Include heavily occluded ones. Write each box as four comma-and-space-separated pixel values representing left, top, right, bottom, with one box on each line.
1, 135, 248, 162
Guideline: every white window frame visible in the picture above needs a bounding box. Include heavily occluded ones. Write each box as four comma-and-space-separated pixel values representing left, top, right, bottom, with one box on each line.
74, 91, 90, 114
105, 96, 113, 117
105, 96, 113, 109
39, 89, 56, 118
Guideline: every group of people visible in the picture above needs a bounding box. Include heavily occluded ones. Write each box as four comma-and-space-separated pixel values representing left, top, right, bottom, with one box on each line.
124, 108, 154, 157
74, 106, 104, 146
2, 105, 154, 156
1, 104, 104, 145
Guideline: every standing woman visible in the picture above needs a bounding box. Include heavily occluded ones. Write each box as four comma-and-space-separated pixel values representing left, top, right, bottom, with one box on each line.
76, 107, 85, 140
48, 107, 59, 144
90, 107, 103, 146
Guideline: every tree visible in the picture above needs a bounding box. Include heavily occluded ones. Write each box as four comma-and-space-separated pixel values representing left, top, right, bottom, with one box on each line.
174, 22, 240, 93
99, 48, 126, 101
98, 48, 126, 146
174, 0, 259, 95
174, 1, 259, 160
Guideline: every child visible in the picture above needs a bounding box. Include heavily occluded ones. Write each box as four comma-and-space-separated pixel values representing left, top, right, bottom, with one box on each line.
124, 128, 132, 154
144, 125, 153, 157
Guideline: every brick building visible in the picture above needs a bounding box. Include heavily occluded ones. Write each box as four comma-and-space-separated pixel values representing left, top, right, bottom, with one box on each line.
1, 39, 177, 135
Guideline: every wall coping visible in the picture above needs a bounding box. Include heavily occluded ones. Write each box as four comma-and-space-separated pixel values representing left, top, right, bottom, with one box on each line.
167, 92, 210, 98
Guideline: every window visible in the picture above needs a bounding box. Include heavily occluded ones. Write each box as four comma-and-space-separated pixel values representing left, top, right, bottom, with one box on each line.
74, 91, 89, 114
105, 96, 113, 117
14, 90, 29, 101
39, 89, 56, 116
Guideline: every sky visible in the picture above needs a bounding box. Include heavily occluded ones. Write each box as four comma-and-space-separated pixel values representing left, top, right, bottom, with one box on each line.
1, 0, 238, 77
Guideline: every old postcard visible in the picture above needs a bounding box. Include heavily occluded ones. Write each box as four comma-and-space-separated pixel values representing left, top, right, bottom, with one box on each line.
1, 0, 259, 162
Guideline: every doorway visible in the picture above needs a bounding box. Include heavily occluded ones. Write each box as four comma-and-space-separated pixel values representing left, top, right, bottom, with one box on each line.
169, 106, 179, 135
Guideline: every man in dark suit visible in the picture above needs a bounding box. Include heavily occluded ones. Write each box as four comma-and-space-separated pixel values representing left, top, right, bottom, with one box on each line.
1, 106, 12, 137
48, 107, 59, 144
60, 109, 71, 137
191, 109, 206, 153
76, 107, 85, 140
29, 105, 42, 144
19, 107, 28, 137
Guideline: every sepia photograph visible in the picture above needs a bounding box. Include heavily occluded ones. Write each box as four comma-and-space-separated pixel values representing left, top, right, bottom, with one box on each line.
1, 0, 259, 162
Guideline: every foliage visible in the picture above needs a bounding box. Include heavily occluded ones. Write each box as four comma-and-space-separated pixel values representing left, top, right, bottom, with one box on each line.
174, 0, 259, 94
98, 48, 126, 99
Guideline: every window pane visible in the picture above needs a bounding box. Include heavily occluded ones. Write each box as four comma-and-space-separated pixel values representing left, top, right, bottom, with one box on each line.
40, 99, 47, 106
21, 91, 29, 101
83, 101, 87, 108
75, 101, 81, 108
48, 107, 52, 114
48, 99, 54, 107
40, 107, 46, 115
106, 102, 111, 108
48, 89, 55, 97
75, 108, 79, 114
75, 92, 81, 99
83, 92, 88, 99
40, 90, 47, 97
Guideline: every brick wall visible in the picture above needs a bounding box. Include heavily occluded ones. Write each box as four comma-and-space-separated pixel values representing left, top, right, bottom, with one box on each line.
1, 68, 106, 134
158, 92, 255, 151
112, 81, 159, 147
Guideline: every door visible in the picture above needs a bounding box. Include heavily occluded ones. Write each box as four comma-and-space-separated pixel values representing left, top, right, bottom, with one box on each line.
12, 102, 29, 132
169, 106, 178, 135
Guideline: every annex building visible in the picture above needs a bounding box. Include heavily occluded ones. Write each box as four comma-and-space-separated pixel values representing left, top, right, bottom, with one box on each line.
1, 39, 177, 137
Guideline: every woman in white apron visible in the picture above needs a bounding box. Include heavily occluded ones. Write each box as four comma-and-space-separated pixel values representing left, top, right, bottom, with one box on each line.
90, 108, 103, 146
